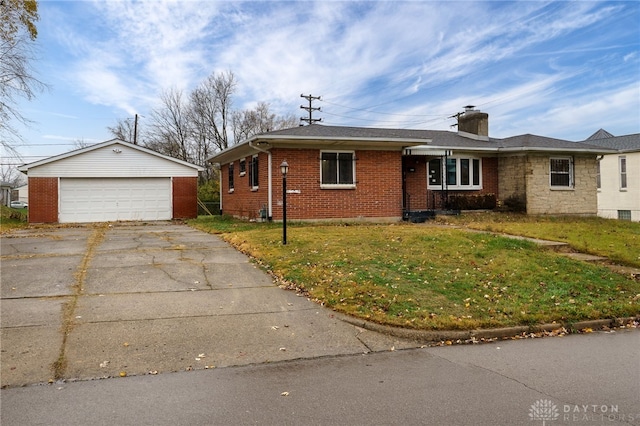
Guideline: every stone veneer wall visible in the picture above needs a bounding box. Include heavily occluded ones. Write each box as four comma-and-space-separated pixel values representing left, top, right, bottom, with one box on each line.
497, 155, 528, 208
525, 155, 597, 215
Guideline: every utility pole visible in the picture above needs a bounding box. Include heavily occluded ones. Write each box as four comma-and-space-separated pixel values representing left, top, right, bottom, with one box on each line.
133, 114, 139, 145
300, 94, 322, 125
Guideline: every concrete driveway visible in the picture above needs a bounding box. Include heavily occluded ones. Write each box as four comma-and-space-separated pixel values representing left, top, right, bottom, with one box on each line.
1, 222, 416, 388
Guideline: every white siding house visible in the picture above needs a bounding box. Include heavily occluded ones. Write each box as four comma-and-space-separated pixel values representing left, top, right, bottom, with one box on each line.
586, 131, 640, 222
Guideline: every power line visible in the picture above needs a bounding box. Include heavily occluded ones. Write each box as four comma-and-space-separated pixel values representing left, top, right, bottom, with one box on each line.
320, 98, 445, 118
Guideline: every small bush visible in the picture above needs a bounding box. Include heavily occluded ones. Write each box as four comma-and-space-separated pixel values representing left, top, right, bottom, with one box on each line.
502, 194, 527, 212
448, 193, 496, 210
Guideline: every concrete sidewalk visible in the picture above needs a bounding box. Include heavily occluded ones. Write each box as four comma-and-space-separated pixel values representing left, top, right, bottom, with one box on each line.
1, 223, 417, 388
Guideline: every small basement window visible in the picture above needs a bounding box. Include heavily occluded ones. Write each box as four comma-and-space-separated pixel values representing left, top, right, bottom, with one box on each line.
618, 210, 631, 221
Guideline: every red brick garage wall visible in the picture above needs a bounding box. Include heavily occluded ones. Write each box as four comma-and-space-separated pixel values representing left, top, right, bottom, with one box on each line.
28, 177, 58, 223
172, 176, 198, 219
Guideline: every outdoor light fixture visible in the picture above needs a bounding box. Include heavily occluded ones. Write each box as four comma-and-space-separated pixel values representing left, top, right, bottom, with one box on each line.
280, 160, 289, 245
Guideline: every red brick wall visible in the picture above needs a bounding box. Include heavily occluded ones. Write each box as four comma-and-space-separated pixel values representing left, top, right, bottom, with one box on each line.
221, 152, 269, 220
172, 176, 198, 219
28, 177, 58, 223
274, 148, 403, 220
404, 156, 428, 210
221, 148, 404, 220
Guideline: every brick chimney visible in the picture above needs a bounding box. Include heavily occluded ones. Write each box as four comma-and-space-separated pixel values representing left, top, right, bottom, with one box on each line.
457, 106, 488, 138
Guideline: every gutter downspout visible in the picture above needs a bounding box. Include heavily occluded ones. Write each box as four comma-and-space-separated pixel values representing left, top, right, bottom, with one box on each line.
213, 163, 222, 214
248, 140, 272, 220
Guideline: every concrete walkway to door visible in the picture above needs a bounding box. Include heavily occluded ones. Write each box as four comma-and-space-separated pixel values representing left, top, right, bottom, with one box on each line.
1, 222, 417, 388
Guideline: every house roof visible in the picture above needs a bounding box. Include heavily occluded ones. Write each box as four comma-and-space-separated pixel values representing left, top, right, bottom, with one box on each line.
580, 133, 640, 153
586, 129, 615, 140
208, 124, 615, 164
18, 139, 205, 172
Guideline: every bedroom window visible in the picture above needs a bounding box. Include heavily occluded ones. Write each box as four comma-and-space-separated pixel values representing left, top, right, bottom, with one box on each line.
428, 157, 482, 190
550, 157, 573, 188
228, 162, 234, 192
239, 158, 246, 176
619, 156, 627, 190
249, 155, 259, 189
321, 151, 355, 188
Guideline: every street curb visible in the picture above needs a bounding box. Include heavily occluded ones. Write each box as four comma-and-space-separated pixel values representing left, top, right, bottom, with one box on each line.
335, 312, 640, 344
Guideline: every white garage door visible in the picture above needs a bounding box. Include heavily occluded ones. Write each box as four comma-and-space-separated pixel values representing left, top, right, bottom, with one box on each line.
59, 178, 172, 223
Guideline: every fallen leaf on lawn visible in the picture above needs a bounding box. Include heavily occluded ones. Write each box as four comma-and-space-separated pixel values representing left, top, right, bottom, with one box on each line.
100, 361, 109, 368
279, 347, 286, 351
582, 328, 593, 333
149, 370, 158, 375
281, 392, 289, 396
271, 326, 279, 330
119, 371, 127, 377
123, 342, 129, 347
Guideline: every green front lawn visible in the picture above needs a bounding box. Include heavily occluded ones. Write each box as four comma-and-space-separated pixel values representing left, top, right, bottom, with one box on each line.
189, 215, 640, 331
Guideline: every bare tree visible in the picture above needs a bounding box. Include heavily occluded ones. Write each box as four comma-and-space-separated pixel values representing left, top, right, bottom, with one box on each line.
107, 117, 137, 143
145, 88, 192, 162
232, 101, 298, 143
190, 70, 236, 152
72, 138, 92, 150
1, 0, 46, 157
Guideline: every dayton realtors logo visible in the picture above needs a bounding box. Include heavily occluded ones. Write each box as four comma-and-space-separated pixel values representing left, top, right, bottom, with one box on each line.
529, 399, 560, 425
529, 399, 636, 424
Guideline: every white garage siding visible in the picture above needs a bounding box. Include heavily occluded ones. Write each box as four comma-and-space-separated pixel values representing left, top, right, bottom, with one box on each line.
59, 178, 172, 223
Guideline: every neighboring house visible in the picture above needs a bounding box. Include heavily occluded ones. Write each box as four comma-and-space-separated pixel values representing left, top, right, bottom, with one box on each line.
0, 181, 12, 207
18, 139, 204, 224
584, 130, 640, 222
208, 108, 613, 222
15, 184, 29, 203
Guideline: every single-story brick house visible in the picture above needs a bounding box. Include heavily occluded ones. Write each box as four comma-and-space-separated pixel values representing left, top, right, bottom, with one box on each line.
208, 108, 614, 222
584, 129, 640, 222
18, 139, 204, 224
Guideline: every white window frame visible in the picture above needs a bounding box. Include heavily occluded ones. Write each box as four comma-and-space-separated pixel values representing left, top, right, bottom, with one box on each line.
249, 154, 259, 190
239, 158, 246, 177
549, 157, 574, 188
427, 156, 483, 190
320, 150, 356, 189
619, 156, 627, 190
228, 162, 235, 193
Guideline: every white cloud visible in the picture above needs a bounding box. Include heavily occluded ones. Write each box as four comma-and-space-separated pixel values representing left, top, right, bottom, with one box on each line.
36, 0, 639, 145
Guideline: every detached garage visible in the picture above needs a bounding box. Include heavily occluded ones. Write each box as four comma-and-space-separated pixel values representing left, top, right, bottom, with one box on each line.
18, 139, 204, 224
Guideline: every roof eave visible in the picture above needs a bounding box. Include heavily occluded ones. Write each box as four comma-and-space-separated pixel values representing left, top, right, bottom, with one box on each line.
18, 139, 205, 172
498, 146, 617, 154
207, 136, 432, 165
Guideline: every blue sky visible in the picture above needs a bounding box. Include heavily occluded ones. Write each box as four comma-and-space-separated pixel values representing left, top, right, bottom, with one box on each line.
9, 0, 640, 164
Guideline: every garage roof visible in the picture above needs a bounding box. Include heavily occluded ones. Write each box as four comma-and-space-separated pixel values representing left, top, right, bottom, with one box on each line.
18, 139, 205, 173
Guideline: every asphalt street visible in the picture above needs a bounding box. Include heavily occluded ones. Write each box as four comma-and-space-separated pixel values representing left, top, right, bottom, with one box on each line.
1, 329, 638, 426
